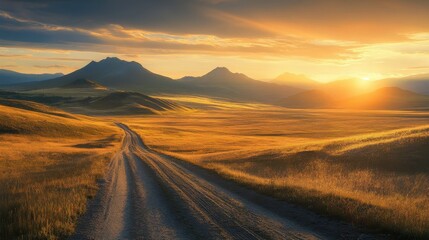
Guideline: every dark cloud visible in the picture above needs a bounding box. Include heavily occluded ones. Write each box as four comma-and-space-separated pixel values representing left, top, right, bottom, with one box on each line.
0, 11, 102, 46
2, 0, 429, 41
1, 0, 429, 61
0, 0, 271, 37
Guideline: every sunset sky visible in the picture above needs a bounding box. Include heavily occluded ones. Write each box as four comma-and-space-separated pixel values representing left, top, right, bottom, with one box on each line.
1, 0, 429, 82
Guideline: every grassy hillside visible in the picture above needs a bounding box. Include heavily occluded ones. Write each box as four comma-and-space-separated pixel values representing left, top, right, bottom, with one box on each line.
124, 108, 429, 238
63, 91, 190, 115
0, 100, 114, 137
0, 100, 121, 239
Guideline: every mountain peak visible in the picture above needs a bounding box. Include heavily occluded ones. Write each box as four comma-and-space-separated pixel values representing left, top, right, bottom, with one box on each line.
84, 57, 146, 74
204, 67, 242, 79
211, 67, 231, 73
99, 57, 122, 63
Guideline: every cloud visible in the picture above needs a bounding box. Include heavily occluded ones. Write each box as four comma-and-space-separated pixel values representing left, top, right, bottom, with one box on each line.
1, 0, 429, 80
0, 11, 357, 60
33, 64, 69, 69
3, 0, 429, 42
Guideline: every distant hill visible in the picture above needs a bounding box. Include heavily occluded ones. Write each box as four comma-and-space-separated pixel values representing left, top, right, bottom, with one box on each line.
60, 78, 107, 90
0, 69, 63, 85
64, 91, 188, 115
179, 67, 301, 102
277, 90, 334, 108
378, 74, 429, 95
276, 78, 379, 108
272, 72, 321, 89
319, 78, 379, 100
338, 87, 429, 110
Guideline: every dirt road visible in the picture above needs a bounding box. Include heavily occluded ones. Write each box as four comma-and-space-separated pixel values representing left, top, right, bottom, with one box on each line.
71, 123, 383, 240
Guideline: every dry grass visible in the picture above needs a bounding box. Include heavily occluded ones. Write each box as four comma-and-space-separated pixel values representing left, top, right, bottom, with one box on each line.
122, 108, 429, 238
0, 104, 121, 239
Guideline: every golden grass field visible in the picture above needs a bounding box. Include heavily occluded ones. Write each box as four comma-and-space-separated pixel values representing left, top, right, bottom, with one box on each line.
2, 94, 429, 239
119, 105, 429, 238
0, 103, 121, 239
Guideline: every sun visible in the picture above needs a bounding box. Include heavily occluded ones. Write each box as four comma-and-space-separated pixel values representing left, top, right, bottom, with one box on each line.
361, 77, 370, 81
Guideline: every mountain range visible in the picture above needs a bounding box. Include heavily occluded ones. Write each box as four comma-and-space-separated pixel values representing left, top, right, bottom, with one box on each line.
179, 67, 301, 101
6, 57, 300, 103
1, 57, 428, 110
0, 69, 63, 85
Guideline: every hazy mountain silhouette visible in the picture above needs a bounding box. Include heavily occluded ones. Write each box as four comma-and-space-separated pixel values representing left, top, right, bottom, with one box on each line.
8, 58, 298, 102
272, 72, 321, 89
0, 69, 63, 85
338, 87, 429, 110
60, 78, 107, 90
179, 67, 301, 102
378, 74, 429, 95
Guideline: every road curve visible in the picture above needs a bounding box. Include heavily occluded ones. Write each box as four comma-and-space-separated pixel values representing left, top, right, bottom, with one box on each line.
71, 123, 383, 240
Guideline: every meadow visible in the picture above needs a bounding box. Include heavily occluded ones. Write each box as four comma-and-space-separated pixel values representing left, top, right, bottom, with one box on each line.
0, 103, 121, 239
122, 106, 429, 238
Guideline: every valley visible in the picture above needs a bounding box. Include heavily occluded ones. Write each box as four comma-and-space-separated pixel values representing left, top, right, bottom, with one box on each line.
2, 1, 429, 239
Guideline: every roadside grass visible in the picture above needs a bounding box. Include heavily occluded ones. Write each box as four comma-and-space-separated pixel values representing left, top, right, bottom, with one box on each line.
0, 104, 121, 239
124, 108, 429, 238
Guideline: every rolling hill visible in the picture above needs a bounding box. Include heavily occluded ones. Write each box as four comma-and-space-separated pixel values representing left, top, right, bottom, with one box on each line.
272, 72, 321, 89
0, 69, 63, 85
0, 98, 113, 137
179, 67, 301, 102
338, 87, 429, 110
63, 91, 188, 115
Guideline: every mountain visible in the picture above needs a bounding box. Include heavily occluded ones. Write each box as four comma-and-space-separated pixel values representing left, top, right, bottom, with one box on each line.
272, 72, 321, 89
378, 74, 429, 95
7, 58, 300, 103
60, 78, 107, 90
9, 57, 185, 93
338, 87, 429, 110
277, 90, 334, 108
179, 67, 301, 102
0, 69, 63, 85
64, 91, 188, 115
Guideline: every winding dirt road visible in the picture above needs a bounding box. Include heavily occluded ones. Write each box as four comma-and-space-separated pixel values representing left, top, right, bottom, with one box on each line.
71, 124, 383, 240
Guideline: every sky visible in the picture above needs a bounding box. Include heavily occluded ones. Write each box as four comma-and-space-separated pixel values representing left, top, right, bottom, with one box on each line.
1, 0, 429, 82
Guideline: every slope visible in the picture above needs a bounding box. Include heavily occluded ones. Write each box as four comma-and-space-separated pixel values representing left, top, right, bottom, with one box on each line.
64, 91, 188, 115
